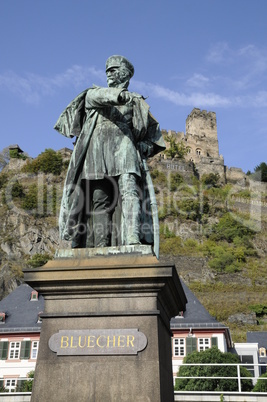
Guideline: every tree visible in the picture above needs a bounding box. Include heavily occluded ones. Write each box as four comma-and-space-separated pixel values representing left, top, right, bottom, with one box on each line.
174, 347, 253, 392
164, 134, 189, 159
252, 372, 267, 392
201, 173, 221, 188
16, 370, 34, 392
252, 162, 267, 182
22, 149, 63, 175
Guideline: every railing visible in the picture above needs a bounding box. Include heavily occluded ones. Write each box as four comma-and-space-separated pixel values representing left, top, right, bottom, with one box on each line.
174, 363, 267, 393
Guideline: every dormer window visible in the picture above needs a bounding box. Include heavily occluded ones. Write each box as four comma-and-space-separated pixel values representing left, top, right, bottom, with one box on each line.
30, 291, 38, 301
0, 312, 5, 323
37, 312, 43, 323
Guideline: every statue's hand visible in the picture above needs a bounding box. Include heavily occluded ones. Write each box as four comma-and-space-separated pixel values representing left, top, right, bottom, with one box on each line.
119, 91, 142, 104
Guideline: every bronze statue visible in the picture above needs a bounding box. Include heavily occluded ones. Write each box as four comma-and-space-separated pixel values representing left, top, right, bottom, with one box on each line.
54, 55, 165, 254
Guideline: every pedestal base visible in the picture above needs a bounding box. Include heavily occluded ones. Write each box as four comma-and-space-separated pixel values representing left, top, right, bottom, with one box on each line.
24, 250, 186, 402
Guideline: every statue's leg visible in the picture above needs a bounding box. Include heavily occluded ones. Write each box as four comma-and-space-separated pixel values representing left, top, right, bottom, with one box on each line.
91, 179, 113, 247
118, 173, 141, 245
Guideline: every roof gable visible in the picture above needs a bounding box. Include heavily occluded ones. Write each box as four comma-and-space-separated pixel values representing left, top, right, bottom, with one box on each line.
247, 331, 267, 349
171, 280, 226, 329
0, 284, 44, 331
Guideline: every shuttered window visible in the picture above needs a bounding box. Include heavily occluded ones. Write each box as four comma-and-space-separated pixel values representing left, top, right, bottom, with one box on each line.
211, 337, 218, 347
0, 341, 9, 360
20, 341, 31, 359
186, 337, 197, 355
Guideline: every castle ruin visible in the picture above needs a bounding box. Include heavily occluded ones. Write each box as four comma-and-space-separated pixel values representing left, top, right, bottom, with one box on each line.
161, 108, 246, 185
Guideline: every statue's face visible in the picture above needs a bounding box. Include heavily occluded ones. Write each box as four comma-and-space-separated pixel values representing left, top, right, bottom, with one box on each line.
106, 67, 121, 88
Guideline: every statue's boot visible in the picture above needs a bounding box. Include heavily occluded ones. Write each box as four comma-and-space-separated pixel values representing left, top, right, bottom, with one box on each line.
118, 173, 141, 245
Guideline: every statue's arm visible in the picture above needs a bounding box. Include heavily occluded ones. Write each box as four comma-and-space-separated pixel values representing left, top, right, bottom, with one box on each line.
85, 87, 126, 109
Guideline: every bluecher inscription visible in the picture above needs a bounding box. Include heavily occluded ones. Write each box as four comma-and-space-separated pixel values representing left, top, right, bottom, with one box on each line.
49, 329, 147, 355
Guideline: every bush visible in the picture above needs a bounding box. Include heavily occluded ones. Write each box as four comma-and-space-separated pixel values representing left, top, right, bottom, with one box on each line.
27, 253, 51, 268
249, 304, 267, 317
150, 169, 167, 187
22, 184, 38, 211
0, 172, 8, 189
252, 372, 267, 392
22, 149, 63, 175
175, 347, 253, 392
164, 134, 189, 159
11, 181, 24, 198
252, 162, 267, 182
201, 173, 221, 188
209, 213, 255, 243
169, 172, 184, 192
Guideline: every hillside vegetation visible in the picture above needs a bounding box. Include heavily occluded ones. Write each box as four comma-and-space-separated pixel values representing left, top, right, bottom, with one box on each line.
0, 148, 267, 342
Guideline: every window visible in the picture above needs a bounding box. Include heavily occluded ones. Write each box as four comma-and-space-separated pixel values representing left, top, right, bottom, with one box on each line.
30, 291, 38, 301
31, 341, 39, 359
198, 338, 210, 351
0, 312, 5, 323
9, 342, 20, 359
196, 148, 201, 156
240, 355, 254, 376
173, 338, 185, 357
5, 379, 16, 392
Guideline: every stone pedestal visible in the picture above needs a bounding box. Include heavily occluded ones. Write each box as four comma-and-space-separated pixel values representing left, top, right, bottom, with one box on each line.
24, 247, 186, 402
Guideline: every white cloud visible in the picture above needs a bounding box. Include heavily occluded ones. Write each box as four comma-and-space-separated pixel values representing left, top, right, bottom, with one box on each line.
206, 42, 232, 64
0, 66, 106, 104
186, 73, 210, 89
132, 80, 231, 107
1, 62, 267, 110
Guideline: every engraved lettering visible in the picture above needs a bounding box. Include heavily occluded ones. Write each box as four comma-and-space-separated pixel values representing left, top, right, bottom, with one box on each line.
127, 335, 135, 347
70, 336, 77, 348
96, 335, 106, 348
61, 336, 69, 348
87, 336, 96, 348
118, 335, 126, 347
78, 336, 86, 348
49, 329, 147, 355
107, 335, 116, 348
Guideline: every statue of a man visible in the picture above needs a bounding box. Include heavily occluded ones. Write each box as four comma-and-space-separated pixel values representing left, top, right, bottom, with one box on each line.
54, 55, 165, 251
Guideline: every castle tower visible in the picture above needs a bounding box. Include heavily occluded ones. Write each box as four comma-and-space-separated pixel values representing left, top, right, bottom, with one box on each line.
185, 108, 219, 159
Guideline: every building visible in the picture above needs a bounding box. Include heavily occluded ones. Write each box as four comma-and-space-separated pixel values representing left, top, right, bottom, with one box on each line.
162, 108, 247, 185
170, 281, 232, 378
247, 331, 267, 375
0, 284, 44, 392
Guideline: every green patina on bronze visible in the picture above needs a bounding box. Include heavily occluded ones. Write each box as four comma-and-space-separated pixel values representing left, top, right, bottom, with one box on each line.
54, 55, 165, 255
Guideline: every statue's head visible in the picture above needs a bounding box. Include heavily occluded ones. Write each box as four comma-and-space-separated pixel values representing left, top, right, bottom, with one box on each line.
106, 55, 134, 88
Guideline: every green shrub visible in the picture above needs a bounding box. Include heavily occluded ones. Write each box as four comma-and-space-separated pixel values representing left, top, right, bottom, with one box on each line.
164, 134, 189, 159
169, 172, 184, 191
0, 172, 8, 189
159, 224, 176, 238
27, 253, 51, 268
22, 149, 63, 175
22, 184, 38, 211
249, 304, 267, 316
209, 213, 255, 242
160, 236, 184, 255
201, 173, 221, 188
175, 347, 253, 392
150, 169, 168, 187
11, 181, 24, 198
252, 372, 267, 392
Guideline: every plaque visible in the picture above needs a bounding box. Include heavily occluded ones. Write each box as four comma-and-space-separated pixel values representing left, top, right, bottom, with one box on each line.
49, 328, 147, 355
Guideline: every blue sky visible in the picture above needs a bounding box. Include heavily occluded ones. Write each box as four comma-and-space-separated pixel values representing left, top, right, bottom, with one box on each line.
0, 0, 266, 173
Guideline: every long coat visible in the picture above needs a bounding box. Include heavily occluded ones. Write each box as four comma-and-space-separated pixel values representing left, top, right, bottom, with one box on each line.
54, 86, 166, 247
